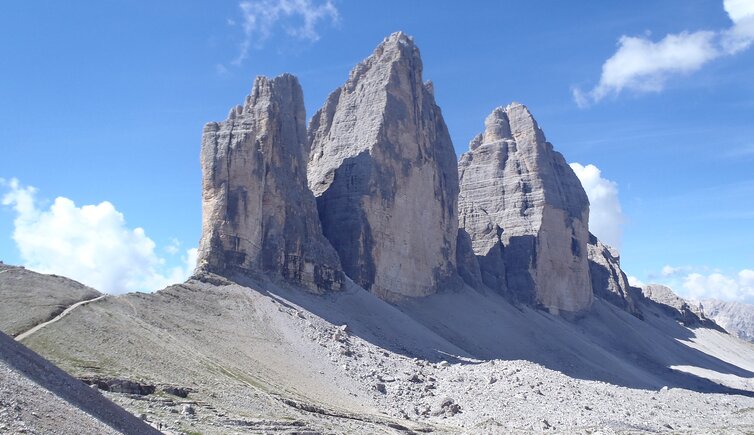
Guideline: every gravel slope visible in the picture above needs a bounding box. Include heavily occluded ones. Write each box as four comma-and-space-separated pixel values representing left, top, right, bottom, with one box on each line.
0, 330, 159, 434
4, 270, 752, 434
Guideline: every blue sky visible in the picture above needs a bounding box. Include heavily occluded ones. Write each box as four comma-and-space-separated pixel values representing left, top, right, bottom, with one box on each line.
1, 1, 753, 301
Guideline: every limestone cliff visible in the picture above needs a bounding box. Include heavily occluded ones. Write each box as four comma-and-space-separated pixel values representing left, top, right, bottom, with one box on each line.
458, 103, 593, 314
307, 32, 459, 300
197, 74, 344, 293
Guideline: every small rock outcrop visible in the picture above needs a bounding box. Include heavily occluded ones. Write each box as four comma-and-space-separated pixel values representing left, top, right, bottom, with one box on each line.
458, 103, 593, 314
307, 32, 459, 300
641, 284, 718, 328
197, 74, 344, 293
587, 233, 641, 316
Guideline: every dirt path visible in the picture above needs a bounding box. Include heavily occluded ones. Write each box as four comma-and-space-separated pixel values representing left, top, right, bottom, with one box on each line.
15, 295, 107, 341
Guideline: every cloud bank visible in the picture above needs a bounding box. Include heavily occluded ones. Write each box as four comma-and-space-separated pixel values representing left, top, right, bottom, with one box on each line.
646, 264, 754, 303
570, 163, 624, 250
574, 0, 754, 106
231, 0, 339, 66
684, 269, 754, 302
1, 178, 196, 294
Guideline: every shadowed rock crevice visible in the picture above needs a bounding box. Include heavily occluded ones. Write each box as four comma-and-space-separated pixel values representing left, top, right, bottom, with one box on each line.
587, 233, 642, 317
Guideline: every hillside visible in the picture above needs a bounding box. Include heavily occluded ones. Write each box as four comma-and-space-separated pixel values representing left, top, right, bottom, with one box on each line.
0, 263, 100, 337
2, 268, 752, 433
0, 328, 158, 434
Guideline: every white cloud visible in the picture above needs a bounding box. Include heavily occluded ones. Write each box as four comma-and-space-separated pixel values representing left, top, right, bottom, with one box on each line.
575, 0, 754, 106
722, 0, 754, 53
569, 163, 624, 250
1, 178, 196, 294
661, 264, 691, 277
230, 0, 339, 66
164, 238, 181, 255
627, 275, 645, 288
682, 269, 754, 302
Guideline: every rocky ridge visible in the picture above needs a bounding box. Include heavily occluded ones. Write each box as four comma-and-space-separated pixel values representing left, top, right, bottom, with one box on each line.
0, 263, 101, 337
699, 299, 754, 342
641, 284, 719, 328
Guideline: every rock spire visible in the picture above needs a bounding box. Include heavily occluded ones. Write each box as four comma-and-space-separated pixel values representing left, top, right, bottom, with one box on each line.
458, 103, 593, 314
307, 32, 460, 301
197, 74, 344, 293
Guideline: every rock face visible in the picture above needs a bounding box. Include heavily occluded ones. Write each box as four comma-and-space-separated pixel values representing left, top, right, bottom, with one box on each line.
699, 299, 754, 342
587, 234, 640, 316
197, 74, 344, 293
307, 32, 459, 300
458, 104, 593, 314
456, 199, 505, 292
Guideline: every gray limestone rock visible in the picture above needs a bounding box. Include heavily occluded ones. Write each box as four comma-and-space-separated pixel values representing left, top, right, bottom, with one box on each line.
641, 284, 718, 328
456, 226, 484, 289
196, 74, 344, 293
457, 198, 505, 292
307, 32, 459, 301
699, 299, 754, 343
458, 103, 593, 314
587, 233, 641, 317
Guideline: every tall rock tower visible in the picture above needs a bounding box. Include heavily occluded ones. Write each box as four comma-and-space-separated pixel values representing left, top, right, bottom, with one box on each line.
458, 103, 593, 314
307, 32, 459, 301
197, 74, 344, 293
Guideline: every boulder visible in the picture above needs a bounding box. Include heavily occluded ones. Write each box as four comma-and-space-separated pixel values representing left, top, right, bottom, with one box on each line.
196, 74, 344, 293
458, 103, 593, 314
307, 32, 459, 300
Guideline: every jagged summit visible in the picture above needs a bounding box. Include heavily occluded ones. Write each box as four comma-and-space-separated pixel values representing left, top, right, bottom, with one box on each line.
458, 103, 593, 314
307, 32, 459, 301
197, 74, 344, 293
194, 32, 636, 319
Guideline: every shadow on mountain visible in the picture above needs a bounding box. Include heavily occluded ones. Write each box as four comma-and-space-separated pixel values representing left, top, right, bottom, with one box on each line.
224, 273, 754, 398
0, 332, 159, 434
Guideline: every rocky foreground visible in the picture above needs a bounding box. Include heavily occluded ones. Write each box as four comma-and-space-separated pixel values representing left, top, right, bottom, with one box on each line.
1, 268, 753, 433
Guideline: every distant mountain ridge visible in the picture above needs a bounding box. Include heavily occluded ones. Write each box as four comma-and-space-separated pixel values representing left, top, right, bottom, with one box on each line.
699, 299, 754, 342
